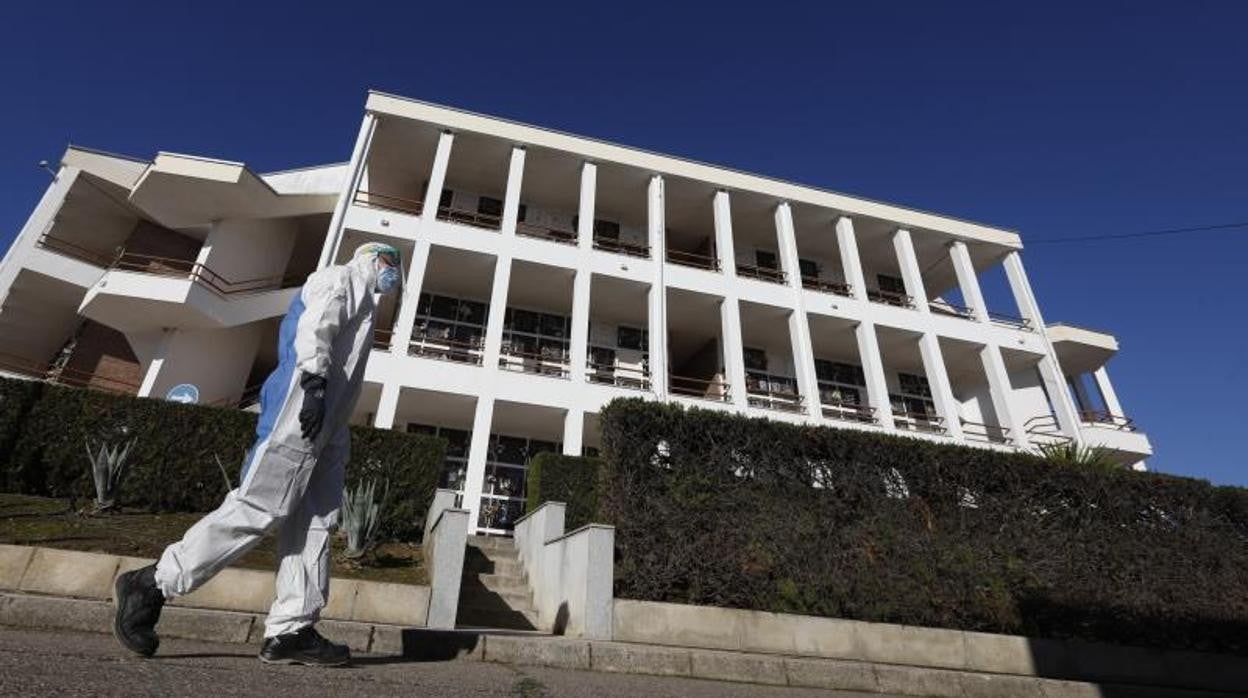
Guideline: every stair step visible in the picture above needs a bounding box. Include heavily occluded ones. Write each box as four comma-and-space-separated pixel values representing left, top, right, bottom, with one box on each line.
463, 547, 522, 574
472, 573, 529, 595
456, 604, 540, 632
459, 585, 532, 609
466, 544, 518, 561
467, 534, 516, 551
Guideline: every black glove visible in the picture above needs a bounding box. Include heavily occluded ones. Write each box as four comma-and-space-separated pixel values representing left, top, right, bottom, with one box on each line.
298, 372, 327, 441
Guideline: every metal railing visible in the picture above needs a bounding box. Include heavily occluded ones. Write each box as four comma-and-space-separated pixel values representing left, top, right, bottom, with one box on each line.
499, 347, 570, 378
586, 361, 651, 391
436, 205, 502, 231
961, 418, 1011, 444
802, 276, 853, 297
408, 335, 485, 365
821, 401, 878, 424
668, 374, 731, 401
1022, 415, 1073, 444
36, 234, 116, 267
988, 310, 1034, 332
891, 408, 947, 434
746, 386, 805, 413
929, 299, 976, 320
1079, 410, 1137, 432
0, 351, 138, 395
353, 189, 425, 216
593, 235, 650, 258
110, 252, 304, 298
867, 288, 915, 308
516, 221, 578, 246
735, 263, 787, 285
666, 248, 721, 271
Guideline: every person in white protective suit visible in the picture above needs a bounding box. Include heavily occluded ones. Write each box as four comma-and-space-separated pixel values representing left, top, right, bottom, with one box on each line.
113, 242, 403, 666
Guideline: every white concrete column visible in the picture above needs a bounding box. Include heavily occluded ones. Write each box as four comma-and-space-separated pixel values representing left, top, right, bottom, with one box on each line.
421, 130, 455, 219
388, 241, 432, 355
501, 146, 526, 237
776, 203, 820, 418
320, 113, 377, 269
720, 297, 748, 409
713, 190, 736, 277
855, 321, 894, 429
562, 408, 584, 457
835, 217, 868, 301
949, 240, 988, 322
980, 344, 1029, 447
647, 175, 668, 397
1037, 356, 1083, 438
577, 161, 596, 251
918, 333, 964, 439
1002, 250, 1040, 327
482, 258, 513, 370
373, 383, 401, 429
137, 329, 176, 398
569, 269, 591, 384
1093, 366, 1125, 417
462, 396, 495, 532
893, 228, 929, 312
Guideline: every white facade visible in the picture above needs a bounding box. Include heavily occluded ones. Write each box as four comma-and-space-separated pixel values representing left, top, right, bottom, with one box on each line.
0, 92, 1153, 535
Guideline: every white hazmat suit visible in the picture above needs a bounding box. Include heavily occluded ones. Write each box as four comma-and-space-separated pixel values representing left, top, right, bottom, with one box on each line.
154, 244, 394, 637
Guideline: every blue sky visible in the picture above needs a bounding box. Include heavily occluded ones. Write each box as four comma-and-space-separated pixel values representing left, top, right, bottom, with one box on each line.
1, 2, 1244, 484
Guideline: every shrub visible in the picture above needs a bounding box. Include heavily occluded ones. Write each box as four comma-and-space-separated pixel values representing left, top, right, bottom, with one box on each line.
0, 377, 42, 481
597, 398, 1248, 655
2, 376, 444, 541
526, 452, 601, 531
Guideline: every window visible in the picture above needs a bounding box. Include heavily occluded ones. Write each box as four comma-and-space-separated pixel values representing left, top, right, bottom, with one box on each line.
411, 293, 489, 362
477, 196, 503, 218
503, 307, 571, 371
439, 188, 454, 210
743, 347, 768, 372
406, 423, 472, 497
898, 372, 932, 398
814, 360, 866, 410
593, 219, 620, 239
799, 258, 819, 279
478, 433, 562, 532
617, 326, 646, 351
755, 250, 778, 270
878, 274, 906, 295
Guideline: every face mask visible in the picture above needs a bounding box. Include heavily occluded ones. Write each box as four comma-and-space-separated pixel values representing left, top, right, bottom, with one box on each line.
376, 265, 400, 294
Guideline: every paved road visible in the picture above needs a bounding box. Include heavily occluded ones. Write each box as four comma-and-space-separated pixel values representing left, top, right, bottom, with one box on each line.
0, 627, 891, 697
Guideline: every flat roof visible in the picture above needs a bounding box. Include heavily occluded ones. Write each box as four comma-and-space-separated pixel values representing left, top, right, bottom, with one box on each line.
366, 90, 1023, 249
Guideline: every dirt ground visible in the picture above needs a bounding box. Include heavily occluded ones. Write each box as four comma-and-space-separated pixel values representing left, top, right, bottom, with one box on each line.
0, 493, 426, 585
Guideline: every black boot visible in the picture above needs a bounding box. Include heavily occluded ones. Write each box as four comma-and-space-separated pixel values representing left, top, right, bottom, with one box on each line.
258, 626, 351, 666
113, 564, 166, 657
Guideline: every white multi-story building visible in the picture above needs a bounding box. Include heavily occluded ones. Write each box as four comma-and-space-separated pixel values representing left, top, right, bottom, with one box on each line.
0, 91, 1152, 534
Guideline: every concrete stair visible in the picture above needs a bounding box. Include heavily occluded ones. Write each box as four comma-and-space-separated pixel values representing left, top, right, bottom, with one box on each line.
457, 535, 539, 631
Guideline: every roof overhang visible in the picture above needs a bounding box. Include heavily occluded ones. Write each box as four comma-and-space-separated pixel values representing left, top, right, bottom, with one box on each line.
1048, 323, 1119, 375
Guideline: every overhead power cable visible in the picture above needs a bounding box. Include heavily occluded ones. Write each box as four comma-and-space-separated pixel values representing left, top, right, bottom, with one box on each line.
1026, 221, 1248, 245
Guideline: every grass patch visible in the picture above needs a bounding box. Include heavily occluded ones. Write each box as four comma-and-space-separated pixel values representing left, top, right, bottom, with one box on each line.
0, 493, 427, 586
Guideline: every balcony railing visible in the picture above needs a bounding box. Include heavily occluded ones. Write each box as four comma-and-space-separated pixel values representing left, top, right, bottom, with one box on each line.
961, 419, 1011, 444
0, 351, 138, 395
1079, 410, 1137, 432
408, 335, 484, 365
988, 310, 1034, 332
802, 276, 853, 297
593, 235, 650, 259
36, 233, 117, 267
891, 408, 947, 434
1022, 415, 1073, 444
821, 401, 878, 424
929, 299, 976, 320
107, 252, 304, 298
867, 288, 915, 308
353, 189, 424, 216
746, 386, 805, 413
499, 347, 570, 378
735, 263, 787, 285
669, 374, 731, 402
516, 221, 578, 246
436, 205, 502, 231
586, 361, 651, 391
666, 249, 720, 271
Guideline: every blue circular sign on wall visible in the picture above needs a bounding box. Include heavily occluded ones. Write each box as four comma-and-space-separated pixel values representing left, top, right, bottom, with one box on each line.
166, 383, 200, 405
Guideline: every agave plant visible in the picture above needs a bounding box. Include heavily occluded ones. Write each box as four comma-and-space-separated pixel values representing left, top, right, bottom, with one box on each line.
341, 479, 388, 558
1037, 441, 1120, 472
84, 436, 136, 513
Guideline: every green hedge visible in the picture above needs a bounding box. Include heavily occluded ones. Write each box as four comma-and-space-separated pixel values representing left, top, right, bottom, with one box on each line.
0, 376, 444, 541
597, 398, 1248, 655
0, 377, 41, 472
526, 452, 601, 531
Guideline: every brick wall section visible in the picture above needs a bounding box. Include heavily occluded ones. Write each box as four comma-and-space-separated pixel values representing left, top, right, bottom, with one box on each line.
62, 321, 140, 394
123, 221, 201, 273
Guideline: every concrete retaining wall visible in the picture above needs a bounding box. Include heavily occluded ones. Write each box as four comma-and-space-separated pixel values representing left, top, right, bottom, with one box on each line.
613, 598, 1248, 694
422, 488, 469, 629
0, 543, 429, 627
513, 501, 614, 639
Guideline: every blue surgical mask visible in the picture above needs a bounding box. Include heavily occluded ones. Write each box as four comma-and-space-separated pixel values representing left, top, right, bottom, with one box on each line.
377, 265, 400, 294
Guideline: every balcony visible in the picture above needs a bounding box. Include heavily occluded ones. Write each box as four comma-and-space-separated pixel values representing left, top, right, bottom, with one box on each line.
408, 332, 485, 365
593, 234, 650, 259
1079, 410, 1136, 432
735, 263, 787, 285
499, 346, 570, 378
821, 400, 878, 424
988, 310, 1033, 331
746, 385, 804, 413
586, 360, 650, 391
666, 249, 720, 272
961, 419, 1011, 445
36, 233, 117, 268
891, 405, 947, 434
669, 374, 731, 402
867, 288, 915, 309
929, 299, 976, 320
516, 221, 577, 246
802, 276, 852, 297
110, 252, 302, 298
0, 350, 138, 395
436, 205, 502, 231
353, 189, 424, 217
